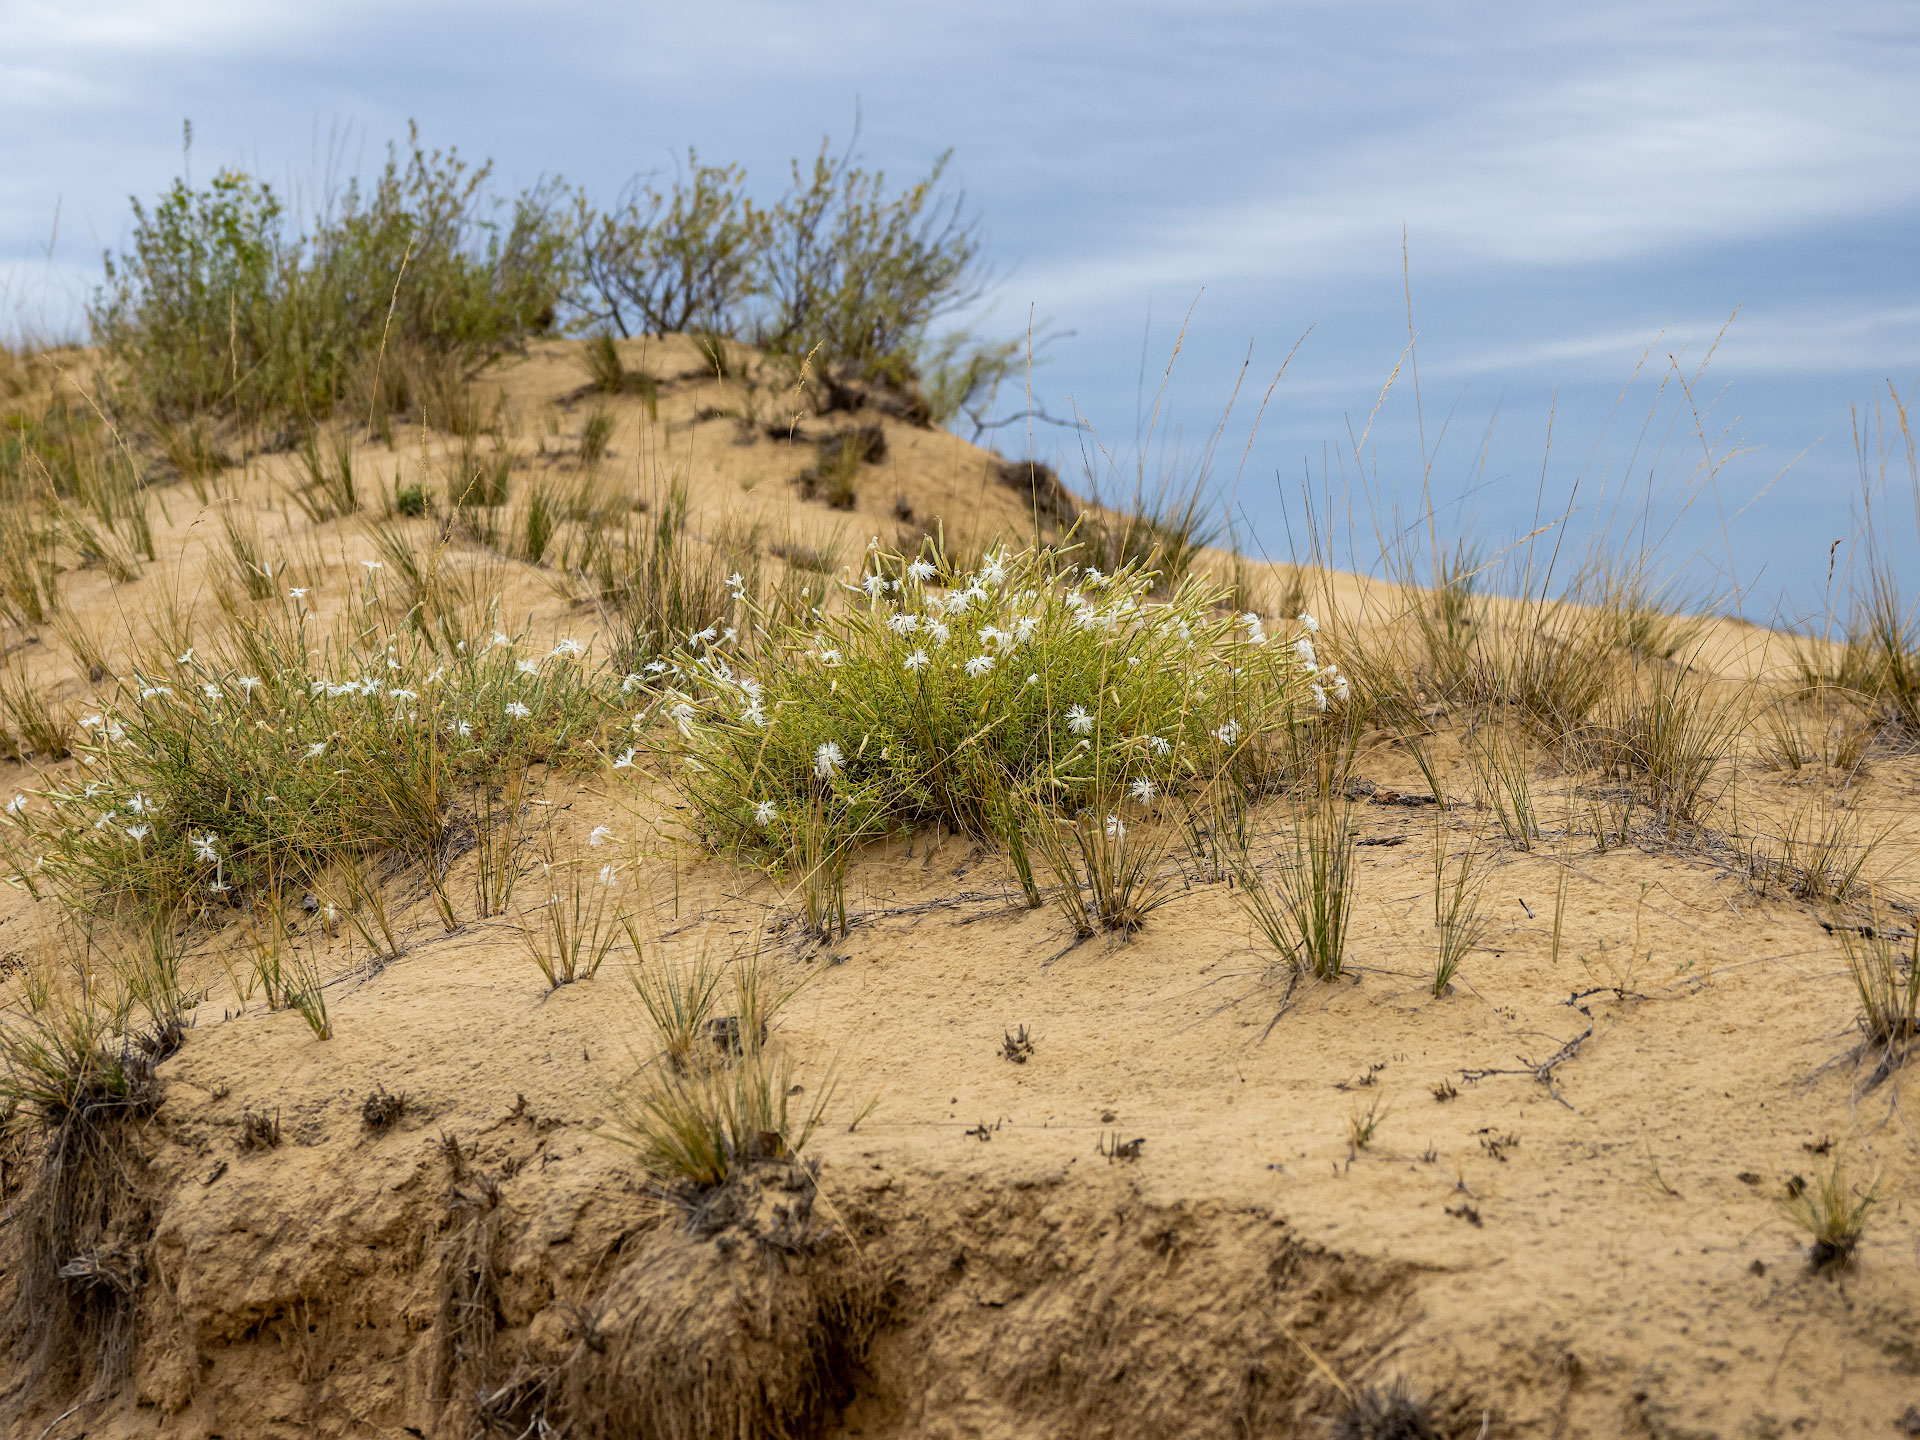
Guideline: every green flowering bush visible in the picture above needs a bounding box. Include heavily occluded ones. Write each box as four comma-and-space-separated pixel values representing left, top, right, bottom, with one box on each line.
16, 598, 611, 909
655, 542, 1342, 870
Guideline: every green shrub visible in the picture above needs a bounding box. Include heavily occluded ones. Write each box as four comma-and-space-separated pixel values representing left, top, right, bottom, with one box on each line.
576, 154, 765, 339
654, 542, 1331, 878
92, 125, 573, 436
28, 605, 611, 909
758, 141, 986, 394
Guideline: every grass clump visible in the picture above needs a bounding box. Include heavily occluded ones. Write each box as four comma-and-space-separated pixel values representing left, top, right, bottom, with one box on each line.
1229, 791, 1359, 981
657, 543, 1329, 901
607, 940, 828, 1190
1835, 913, 1919, 1072
26, 605, 609, 911
517, 853, 625, 990
1431, 826, 1488, 995
1779, 1158, 1877, 1270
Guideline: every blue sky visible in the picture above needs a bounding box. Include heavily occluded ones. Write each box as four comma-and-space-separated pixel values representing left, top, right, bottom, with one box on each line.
4, 0, 1916, 619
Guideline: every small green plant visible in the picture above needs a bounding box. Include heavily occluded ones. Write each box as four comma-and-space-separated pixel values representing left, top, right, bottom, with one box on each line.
517, 855, 624, 989
394, 479, 428, 516
1738, 798, 1879, 904
1431, 825, 1488, 995
1590, 666, 1745, 838
1835, 913, 1919, 1066
607, 939, 828, 1190
1468, 724, 1540, 851
580, 405, 615, 464
522, 485, 557, 565
0, 664, 72, 761
1027, 803, 1172, 938
471, 773, 528, 919
608, 1041, 830, 1189
622, 923, 724, 1069
1347, 1093, 1387, 1150
1229, 793, 1358, 981
291, 429, 359, 522
1779, 1157, 1877, 1269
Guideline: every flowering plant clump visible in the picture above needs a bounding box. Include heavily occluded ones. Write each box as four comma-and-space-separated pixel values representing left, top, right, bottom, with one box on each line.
651, 542, 1342, 866
22, 606, 612, 906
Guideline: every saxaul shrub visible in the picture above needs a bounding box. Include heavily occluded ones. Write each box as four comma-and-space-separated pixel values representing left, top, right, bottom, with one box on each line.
21, 598, 611, 910
649, 542, 1341, 876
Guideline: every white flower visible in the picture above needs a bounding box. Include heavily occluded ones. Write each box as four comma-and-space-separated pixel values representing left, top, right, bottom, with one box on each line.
1083, 567, 1106, 587
813, 741, 843, 778
1104, 813, 1126, 841
491, 631, 512, 649
722, 627, 738, 644
598, 863, 619, 887
126, 793, 156, 815
964, 654, 995, 678
202, 684, 224, 701
1129, 778, 1156, 803
1025, 673, 1039, 686
754, 799, 778, 827
389, 688, 418, 701
588, 825, 615, 848
4, 795, 25, 816
177, 648, 194, 665
669, 702, 696, 736
980, 551, 1008, 586
978, 624, 1010, 652
1331, 674, 1350, 704
305, 741, 328, 759
1298, 612, 1320, 634
926, 619, 950, 645
695, 626, 719, 645
517, 658, 540, 676
945, 589, 973, 615
94, 811, 116, 830
191, 833, 219, 863
104, 722, 125, 743
818, 649, 842, 667
887, 612, 920, 635
504, 701, 532, 720
289, 587, 307, 599
903, 648, 930, 673
741, 702, 767, 728
79, 714, 103, 730
237, 676, 263, 694
611, 747, 637, 770
906, 559, 936, 583
1240, 613, 1267, 645
1012, 615, 1039, 643
862, 572, 886, 598
1294, 636, 1317, 667
1149, 735, 1172, 757
1214, 720, 1242, 746
124, 823, 152, 843
1310, 683, 1328, 712
140, 685, 171, 701
551, 637, 585, 657
1066, 705, 1093, 736
362, 560, 383, 572
644, 659, 669, 675
726, 571, 745, 594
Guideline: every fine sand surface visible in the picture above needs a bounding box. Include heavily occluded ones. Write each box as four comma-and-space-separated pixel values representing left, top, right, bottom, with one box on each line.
2, 337, 1916, 1438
